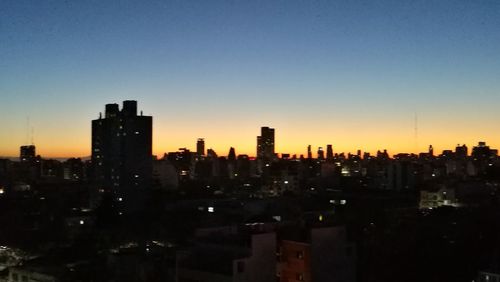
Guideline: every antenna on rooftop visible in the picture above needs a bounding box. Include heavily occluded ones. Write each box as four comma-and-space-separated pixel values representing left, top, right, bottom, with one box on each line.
31, 126, 35, 145
414, 112, 418, 153
26, 116, 30, 145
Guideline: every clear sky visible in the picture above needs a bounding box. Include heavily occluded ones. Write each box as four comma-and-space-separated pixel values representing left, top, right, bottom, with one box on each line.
1, 0, 499, 158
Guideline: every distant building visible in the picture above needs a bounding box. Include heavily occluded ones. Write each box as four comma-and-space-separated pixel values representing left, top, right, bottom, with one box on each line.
277, 226, 356, 282
477, 270, 500, 282
419, 186, 460, 209
326, 145, 333, 160
177, 229, 276, 282
257, 127, 275, 160
91, 100, 152, 213
317, 147, 325, 160
455, 144, 468, 158
20, 145, 36, 163
197, 138, 205, 157
228, 147, 236, 162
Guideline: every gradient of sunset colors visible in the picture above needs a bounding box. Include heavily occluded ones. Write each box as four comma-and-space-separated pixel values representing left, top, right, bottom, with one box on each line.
1, 0, 500, 158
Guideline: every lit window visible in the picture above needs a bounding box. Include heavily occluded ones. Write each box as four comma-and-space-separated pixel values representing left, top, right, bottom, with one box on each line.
208, 206, 214, 213
79, 220, 85, 225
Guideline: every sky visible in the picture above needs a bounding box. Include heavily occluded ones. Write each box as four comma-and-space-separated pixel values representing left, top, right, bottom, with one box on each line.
1, 0, 500, 158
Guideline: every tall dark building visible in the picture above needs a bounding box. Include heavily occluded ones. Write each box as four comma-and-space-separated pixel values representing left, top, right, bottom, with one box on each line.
91, 100, 152, 213
307, 145, 312, 159
326, 144, 333, 160
197, 138, 205, 157
228, 147, 236, 162
257, 126, 275, 160
455, 144, 468, 158
317, 147, 325, 160
20, 145, 36, 162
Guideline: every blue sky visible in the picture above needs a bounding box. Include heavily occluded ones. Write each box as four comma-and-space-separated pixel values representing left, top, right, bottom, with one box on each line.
1, 0, 499, 157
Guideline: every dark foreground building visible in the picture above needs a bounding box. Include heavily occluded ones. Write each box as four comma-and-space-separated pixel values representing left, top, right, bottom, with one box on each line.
91, 100, 152, 213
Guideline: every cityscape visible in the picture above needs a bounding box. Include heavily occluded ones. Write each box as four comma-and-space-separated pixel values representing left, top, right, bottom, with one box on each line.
0, 100, 499, 282
2, 1, 500, 282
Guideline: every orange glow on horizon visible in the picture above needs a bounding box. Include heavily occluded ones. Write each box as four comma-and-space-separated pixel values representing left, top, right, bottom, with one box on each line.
1, 117, 499, 159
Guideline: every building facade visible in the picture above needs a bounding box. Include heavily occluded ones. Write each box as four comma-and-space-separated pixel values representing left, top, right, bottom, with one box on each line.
91, 100, 152, 213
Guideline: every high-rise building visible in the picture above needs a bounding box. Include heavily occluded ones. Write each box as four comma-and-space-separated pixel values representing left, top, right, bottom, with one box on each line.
257, 126, 275, 160
455, 144, 468, 158
91, 100, 152, 213
196, 138, 205, 157
20, 145, 36, 162
307, 145, 312, 159
228, 147, 236, 162
326, 145, 333, 160
317, 147, 325, 160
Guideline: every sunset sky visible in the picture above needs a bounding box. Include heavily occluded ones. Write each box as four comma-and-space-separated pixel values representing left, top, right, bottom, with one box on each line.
1, 0, 499, 158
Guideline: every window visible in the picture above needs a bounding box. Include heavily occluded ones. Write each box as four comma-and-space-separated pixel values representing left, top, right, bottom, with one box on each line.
296, 251, 304, 259
296, 273, 304, 281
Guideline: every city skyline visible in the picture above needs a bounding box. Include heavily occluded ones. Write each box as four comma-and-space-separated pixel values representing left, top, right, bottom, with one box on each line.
0, 101, 497, 159
1, 0, 500, 157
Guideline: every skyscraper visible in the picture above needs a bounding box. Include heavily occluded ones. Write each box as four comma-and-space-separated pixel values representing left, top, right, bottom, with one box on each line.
317, 147, 325, 160
257, 126, 275, 160
228, 147, 236, 162
326, 144, 333, 160
91, 100, 152, 213
20, 145, 36, 162
197, 138, 205, 157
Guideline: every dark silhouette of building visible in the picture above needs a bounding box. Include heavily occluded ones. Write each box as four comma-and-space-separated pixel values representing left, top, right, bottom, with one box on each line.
307, 145, 312, 159
20, 145, 36, 162
455, 144, 468, 158
228, 147, 236, 162
317, 147, 325, 160
326, 145, 333, 160
257, 127, 275, 160
197, 138, 205, 157
91, 100, 152, 213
